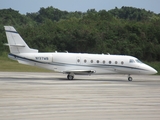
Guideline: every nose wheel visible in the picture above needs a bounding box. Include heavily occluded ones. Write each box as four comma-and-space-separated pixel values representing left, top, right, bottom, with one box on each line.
128, 75, 133, 81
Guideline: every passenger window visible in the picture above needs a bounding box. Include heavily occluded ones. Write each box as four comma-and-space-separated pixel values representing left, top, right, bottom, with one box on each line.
103, 60, 105, 64
115, 61, 118, 64
129, 59, 135, 63
121, 61, 124, 65
97, 60, 99, 63
84, 59, 87, 63
77, 59, 80, 63
109, 61, 111, 64
91, 60, 93, 63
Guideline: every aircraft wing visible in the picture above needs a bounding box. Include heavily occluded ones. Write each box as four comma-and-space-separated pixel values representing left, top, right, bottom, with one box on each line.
63, 70, 96, 75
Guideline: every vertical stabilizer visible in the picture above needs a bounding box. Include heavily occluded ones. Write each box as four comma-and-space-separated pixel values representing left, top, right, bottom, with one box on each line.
4, 26, 38, 53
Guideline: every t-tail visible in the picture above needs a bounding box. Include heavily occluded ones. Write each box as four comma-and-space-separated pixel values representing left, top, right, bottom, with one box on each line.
4, 26, 38, 54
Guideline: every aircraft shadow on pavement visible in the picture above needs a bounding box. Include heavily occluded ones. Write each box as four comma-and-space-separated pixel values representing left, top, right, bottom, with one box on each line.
0, 76, 128, 82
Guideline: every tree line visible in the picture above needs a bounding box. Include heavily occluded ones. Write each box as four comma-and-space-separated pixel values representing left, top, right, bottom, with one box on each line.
0, 6, 160, 61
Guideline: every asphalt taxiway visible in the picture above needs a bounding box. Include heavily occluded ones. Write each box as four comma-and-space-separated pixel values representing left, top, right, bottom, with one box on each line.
0, 72, 160, 120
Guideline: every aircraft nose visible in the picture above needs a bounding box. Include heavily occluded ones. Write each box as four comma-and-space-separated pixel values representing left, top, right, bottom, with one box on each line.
148, 66, 158, 74
152, 68, 158, 74
142, 64, 158, 75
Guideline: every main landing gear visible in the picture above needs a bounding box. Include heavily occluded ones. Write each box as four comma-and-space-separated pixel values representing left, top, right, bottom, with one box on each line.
67, 73, 133, 81
67, 74, 74, 80
128, 75, 133, 81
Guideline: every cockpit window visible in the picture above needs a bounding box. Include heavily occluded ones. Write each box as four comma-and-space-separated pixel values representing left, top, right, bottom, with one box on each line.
135, 59, 142, 63
129, 59, 135, 63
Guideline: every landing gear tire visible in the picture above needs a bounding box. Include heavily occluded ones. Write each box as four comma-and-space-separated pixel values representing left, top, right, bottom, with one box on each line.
67, 75, 74, 80
128, 77, 133, 81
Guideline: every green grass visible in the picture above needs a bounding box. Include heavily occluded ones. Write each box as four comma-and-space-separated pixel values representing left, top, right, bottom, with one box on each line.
0, 56, 52, 72
0, 56, 159, 74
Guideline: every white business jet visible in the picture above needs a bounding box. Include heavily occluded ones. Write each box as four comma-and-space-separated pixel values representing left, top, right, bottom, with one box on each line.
4, 26, 157, 81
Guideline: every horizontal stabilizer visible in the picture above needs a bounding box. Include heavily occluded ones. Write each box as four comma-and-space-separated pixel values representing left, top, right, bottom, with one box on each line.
4, 43, 25, 47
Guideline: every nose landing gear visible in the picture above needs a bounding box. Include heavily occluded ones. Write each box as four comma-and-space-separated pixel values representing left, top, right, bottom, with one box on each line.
128, 75, 133, 81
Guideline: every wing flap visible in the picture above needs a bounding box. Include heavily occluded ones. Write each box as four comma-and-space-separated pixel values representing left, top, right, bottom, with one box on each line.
63, 70, 96, 75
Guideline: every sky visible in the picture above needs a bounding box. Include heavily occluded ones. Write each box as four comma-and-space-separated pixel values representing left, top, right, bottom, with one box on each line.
0, 0, 160, 14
